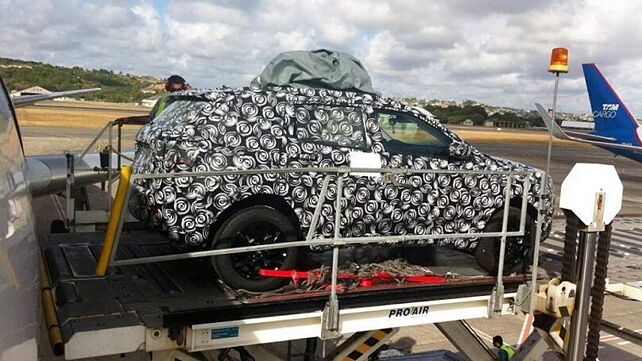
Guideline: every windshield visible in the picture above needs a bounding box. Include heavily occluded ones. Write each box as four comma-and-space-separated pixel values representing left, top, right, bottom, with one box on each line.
151, 100, 209, 128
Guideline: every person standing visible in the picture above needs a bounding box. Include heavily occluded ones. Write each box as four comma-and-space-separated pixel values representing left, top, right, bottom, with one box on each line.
493, 335, 515, 360
149, 75, 191, 120
164, 75, 191, 93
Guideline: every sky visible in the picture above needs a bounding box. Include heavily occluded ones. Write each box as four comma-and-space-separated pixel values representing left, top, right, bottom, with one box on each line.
1, 0, 642, 114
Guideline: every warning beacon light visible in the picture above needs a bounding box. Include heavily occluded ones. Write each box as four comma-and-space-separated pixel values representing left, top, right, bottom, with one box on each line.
549, 47, 569, 73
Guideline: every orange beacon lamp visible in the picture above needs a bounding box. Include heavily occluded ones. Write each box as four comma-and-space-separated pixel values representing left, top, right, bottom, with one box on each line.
549, 47, 569, 73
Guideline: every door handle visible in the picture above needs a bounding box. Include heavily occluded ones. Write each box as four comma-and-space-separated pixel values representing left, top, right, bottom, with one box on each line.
297, 153, 316, 161
383, 172, 413, 188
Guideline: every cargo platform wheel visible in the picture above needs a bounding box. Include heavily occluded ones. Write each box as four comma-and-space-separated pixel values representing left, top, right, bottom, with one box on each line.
210, 205, 300, 291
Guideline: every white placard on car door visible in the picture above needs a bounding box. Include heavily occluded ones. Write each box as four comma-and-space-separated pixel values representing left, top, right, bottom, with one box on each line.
349, 151, 382, 178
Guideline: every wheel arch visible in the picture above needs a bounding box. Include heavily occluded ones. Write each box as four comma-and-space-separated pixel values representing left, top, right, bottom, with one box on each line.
208, 194, 301, 247
485, 198, 537, 228
508, 197, 539, 222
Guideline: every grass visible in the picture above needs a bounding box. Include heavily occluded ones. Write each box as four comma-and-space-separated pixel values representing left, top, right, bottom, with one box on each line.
16, 103, 147, 128
16, 102, 585, 147
36, 100, 149, 110
454, 128, 587, 147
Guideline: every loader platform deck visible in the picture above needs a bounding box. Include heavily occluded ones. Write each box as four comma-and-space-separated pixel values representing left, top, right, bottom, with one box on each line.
40, 230, 527, 359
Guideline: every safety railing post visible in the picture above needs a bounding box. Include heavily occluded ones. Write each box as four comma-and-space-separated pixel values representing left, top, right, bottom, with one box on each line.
107, 123, 113, 210
306, 175, 332, 241
117, 122, 123, 169
490, 175, 512, 316
519, 177, 531, 234
65, 153, 76, 232
95, 166, 132, 275
528, 173, 550, 316
322, 174, 343, 339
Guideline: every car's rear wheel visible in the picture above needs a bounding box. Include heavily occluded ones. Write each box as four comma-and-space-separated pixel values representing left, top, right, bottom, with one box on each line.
474, 206, 536, 275
210, 205, 299, 291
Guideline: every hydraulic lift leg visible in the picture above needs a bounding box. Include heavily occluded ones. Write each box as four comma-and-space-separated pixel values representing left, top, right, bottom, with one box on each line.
327, 328, 398, 361
434, 320, 496, 361
512, 331, 555, 361
566, 231, 598, 361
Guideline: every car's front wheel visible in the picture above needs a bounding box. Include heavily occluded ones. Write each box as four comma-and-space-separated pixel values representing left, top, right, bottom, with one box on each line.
210, 205, 300, 291
474, 206, 536, 275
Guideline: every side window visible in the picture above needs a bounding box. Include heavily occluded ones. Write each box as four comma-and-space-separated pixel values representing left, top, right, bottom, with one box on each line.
375, 110, 451, 155
294, 105, 367, 149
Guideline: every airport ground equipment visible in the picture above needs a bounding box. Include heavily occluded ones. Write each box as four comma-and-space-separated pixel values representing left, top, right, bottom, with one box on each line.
41, 115, 642, 361
39, 229, 526, 360
40, 162, 540, 360
560, 164, 621, 361
45, 114, 640, 361
517, 163, 623, 361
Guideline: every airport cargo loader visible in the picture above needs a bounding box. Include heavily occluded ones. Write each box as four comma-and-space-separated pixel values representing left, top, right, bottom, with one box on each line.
39, 229, 528, 360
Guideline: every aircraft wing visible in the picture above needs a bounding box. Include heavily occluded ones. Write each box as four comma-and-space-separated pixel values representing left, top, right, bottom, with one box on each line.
12, 88, 101, 108
535, 103, 642, 152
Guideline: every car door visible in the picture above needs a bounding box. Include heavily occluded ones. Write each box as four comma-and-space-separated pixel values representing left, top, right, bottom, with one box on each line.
371, 109, 469, 238
283, 102, 377, 237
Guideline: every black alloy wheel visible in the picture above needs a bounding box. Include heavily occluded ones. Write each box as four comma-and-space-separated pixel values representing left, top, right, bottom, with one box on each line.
210, 205, 299, 291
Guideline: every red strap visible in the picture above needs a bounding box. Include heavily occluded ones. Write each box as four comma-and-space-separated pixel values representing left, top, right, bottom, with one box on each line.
258, 269, 447, 286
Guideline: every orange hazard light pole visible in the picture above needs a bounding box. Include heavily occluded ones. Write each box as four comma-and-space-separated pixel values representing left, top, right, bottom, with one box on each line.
529, 47, 570, 327
548, 47, 569, 120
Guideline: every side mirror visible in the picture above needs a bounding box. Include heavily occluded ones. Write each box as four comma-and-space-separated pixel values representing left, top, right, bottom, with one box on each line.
448, 141, 473, 159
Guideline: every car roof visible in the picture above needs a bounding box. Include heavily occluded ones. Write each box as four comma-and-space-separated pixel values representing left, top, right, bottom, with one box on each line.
177, 85, 384, 105
169, 85, 461, 143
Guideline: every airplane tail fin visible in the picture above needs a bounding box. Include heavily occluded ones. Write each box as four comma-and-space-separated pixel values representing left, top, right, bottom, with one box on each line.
583, 63, 639, 135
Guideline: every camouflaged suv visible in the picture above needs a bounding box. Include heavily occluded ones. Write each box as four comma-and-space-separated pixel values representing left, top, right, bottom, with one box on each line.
130, 84, 554, 291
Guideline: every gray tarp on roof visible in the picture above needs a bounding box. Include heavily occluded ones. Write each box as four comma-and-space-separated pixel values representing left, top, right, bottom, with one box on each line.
251, 49, 380, 95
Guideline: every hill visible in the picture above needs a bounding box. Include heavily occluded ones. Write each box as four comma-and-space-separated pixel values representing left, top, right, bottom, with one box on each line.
401, 98, 595, 128
0, 57, 164, 103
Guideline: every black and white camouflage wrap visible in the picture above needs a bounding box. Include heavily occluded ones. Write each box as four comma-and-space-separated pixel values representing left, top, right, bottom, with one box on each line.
130, 85, 554, 251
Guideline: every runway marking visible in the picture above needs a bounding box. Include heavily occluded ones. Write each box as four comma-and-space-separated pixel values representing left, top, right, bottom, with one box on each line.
549, 231, 628, 258
611, 230, 642, 247
599, 328, 642, 343
624, 229, 642, 238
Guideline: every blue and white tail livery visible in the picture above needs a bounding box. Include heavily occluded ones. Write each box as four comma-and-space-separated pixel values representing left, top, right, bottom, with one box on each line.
536, 63, 642, 162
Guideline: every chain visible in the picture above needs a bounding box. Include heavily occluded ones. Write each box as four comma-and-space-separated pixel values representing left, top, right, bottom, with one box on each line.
583, 223, 611, 361
562, 210, 579, 282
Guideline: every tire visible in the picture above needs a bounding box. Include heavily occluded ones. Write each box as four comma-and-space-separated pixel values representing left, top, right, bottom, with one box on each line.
474, 206, 536, 275
210, 205, 300, 291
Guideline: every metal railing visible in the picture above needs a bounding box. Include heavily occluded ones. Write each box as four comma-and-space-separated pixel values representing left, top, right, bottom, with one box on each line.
99, 166, 536, 336
77, 115, 148, 209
